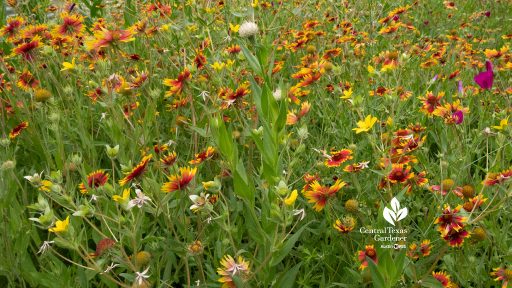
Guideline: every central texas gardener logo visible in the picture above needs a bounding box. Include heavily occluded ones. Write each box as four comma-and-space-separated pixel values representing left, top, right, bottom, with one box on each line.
383, 197, 408, 226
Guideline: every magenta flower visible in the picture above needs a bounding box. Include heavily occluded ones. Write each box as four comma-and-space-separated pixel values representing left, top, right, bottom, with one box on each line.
452, 110, 464, 124
474, 60, 494, 90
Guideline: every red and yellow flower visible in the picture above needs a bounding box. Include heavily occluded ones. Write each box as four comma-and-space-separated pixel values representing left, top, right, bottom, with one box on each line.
79, 170, 109, 194
85, 28, 135, 51
435, 205, 466, 236
119, 155, 152, 186
333, 217, 355, 234
163, 69, 191, 97
162, 166, 197, 193
357, 245, 378, 270
303, 179, 346, 211
482, 168, 512, 186
491, 267, 512, 288
217, 255, 250, 288
53, 12, 84, 38
387, 164, 414, 184
9, 121, 29, 139
189, 147, 215, 165
324, 149, 353, 167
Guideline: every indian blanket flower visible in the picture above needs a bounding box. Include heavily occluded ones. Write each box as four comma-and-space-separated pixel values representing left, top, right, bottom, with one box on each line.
433, 100, 469, 125
219, 83, 251, 109
1, 16, 24, 40
357, 245, 377, 270
54, 12, 84, 37
432, 271, 453, 287
79, 170, 109, 194
474, 60, 494, 90
9, 121, 29, 139
48, 216, 70, 233
217, 255, 251, 288
189, 147, 215, 164
118, 154, 153, 186
160, 151, 178, 167
333, 217, 356, 234
303, 179, 346, 211
13, 36, 42, 61
387, 164, 414, 184
162, 166, 197, 193
407, 239, 431, 260
443, 228, 470, 247
353, 115, 378, 134
419, 91, 444, 115
17, 70, 39, 90
435, 205, 466, 236
163, 69, 191, 97
343, 161, 370, 173
482, 168, 512, 186
462, 194, 488, 212
491, 267, 512, 288
85, 28, 135, 51
324, 149, 353, 167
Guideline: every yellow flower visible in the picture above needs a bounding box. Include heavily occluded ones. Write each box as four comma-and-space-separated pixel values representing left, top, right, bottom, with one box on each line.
211, 61, 226, 71
284, 189, 298, 206
48, 216, 70, 233
61, 58, 76, 71
229, 23, 240, 33
353, 115, 378, 134
113, 189, 130, 203
492, 118, 508, 130
367, 65, 375, 74
251, 0, 259, 8
340, 88, 353, 99
39, 180, 53, 192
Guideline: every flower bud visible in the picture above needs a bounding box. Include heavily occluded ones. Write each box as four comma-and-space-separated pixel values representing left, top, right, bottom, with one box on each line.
106, 145, 119, 159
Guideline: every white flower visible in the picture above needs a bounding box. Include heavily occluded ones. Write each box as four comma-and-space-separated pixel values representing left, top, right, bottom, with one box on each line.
37, 240, 54, 254
127, 189, 152, 209
103, 262, 119, 274
272, 88, 283, 101
199, 91, 210, 102
134, 267, 150, 285
24, 171, 43, 184
358, 161, 370, 169
292, 208, 306, 221
189, 193, 210, 212
238, 21, 259, 38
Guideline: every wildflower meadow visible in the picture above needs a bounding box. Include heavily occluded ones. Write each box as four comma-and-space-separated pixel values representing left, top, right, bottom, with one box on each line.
1, 0, 512, 287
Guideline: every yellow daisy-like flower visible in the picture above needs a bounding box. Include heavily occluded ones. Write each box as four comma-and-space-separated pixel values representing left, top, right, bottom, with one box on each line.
48, 216, 70, 233
61, 58, 76, 71
284, 189, 298, 206
113, 189, 130, 203
353, 115, 378, 134
229, 23, 240, 33
492, 118, 508, 130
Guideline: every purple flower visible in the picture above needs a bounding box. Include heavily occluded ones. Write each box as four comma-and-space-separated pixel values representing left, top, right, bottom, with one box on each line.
452, 110, 464, 125
474, 60, 494, 90
458, 80, 464, 95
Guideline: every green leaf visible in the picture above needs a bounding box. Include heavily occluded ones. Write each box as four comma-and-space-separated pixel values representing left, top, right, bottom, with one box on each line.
275, 262, 302, 288
368, 258, 386, 288
420, 276, 444, 288
270, 222, 311, 266
240, 43, 262, 75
